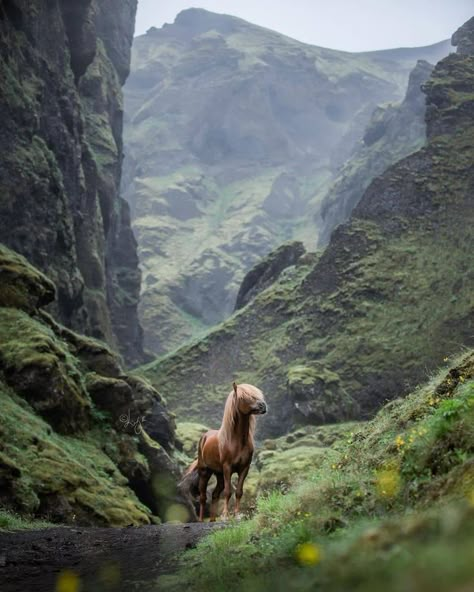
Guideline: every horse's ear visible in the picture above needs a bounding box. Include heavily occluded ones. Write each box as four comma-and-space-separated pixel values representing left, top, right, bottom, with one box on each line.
232, 382, 238, 396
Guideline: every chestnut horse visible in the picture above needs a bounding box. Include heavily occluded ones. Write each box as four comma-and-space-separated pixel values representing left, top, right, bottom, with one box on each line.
184, 382, 267, 521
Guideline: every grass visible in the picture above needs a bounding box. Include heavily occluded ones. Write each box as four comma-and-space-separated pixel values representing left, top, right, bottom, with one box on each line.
163, 353, 474, 591
0, 509, 55, 531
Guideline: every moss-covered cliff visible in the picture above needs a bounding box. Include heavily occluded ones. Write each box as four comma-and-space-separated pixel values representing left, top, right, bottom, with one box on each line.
141, 18, 474, 438
0, 243, 192, 526
318, 59, 434, 245
123, 8, 451, 355
0, 0, 144, 365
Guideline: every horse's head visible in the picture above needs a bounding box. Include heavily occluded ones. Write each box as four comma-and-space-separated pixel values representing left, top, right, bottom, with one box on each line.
232, 382, 267, 415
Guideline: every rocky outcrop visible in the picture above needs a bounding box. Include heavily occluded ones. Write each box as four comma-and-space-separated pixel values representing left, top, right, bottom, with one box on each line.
0, 243, 193, 525
123, 8, 451, 355
452, 16, 474, 55
235, 241, 305, 310
140, 19, 474, 438
0, 0, 145, 365
318, 59, 433, 245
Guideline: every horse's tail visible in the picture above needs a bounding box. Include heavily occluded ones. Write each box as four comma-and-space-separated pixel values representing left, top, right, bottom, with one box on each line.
179, 459, 200, 497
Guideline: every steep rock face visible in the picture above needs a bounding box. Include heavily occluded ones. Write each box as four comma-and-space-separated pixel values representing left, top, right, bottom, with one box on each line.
0, 243, 194, 525
141, 20, 474, 438
318, 59, 433, 245
234, 241, 306, 310
0, 0, 144, 365
123, 8, 451, 355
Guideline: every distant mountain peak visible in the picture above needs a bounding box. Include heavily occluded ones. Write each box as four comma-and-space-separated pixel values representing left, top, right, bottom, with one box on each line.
173, 7, 241, 36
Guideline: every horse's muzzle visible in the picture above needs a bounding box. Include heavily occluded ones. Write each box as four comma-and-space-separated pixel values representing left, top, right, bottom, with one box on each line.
256, 401, 267, 415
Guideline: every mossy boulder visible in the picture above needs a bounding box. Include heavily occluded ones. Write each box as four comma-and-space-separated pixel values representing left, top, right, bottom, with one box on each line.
0, 244, 183, 526
0, 308, 91, 433
176, 422, 210, 458
0, 381, 151, 526
39, 311, 123, 378
287, 364, 360, 425
0, 245, 55, 312
86, 373, 176, 450
235, 241, 306, 310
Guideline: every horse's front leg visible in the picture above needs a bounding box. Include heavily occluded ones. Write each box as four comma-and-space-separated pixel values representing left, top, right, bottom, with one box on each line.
222, 463, 232, 520
234, 465, 250, 516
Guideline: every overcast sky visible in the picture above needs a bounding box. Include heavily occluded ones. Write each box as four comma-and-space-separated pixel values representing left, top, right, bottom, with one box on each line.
134, 0, 473, 51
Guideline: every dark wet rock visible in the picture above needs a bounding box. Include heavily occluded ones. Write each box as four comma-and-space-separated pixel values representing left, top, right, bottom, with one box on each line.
139, 430, 198, 522
0, 0, 144, 365
319, 59, 434, 245
0, 245, 55, 313
235, 241, 305, 310
451, 16, 474, 55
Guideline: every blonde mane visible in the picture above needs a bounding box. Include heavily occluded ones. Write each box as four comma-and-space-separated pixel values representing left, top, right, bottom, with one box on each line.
218, 383, 264, 454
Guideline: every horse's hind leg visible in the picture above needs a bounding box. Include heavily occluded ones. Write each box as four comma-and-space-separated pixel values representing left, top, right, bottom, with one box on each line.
198, 469, 211, 522
210, 473, 224, 522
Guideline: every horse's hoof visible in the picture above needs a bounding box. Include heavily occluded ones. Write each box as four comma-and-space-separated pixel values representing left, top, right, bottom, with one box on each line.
233, 512, 244, 521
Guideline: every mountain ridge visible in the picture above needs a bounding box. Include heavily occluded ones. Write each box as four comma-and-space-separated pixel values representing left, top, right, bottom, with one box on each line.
140, 17, 474, 438
123, 9, 450, 355
146, 8, 451, 57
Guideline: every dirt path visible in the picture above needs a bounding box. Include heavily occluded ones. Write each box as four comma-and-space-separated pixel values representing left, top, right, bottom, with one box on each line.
0, 522, 222, 591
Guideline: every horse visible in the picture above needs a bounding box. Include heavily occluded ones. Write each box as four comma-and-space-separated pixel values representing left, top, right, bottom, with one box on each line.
183, 382, 267, 521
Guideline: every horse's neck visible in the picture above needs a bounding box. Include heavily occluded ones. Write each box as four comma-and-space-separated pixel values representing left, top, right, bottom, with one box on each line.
234, 411, 253, 449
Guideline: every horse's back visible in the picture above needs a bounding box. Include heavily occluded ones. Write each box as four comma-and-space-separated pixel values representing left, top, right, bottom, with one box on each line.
199, 429, 221, 472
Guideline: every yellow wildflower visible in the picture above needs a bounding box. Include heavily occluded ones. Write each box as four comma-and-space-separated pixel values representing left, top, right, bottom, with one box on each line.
295, 542, 322, 567
376, 468, 401, 499
395, 435, 405, 449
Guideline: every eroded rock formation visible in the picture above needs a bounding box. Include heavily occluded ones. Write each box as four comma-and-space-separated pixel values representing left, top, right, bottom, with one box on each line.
0, 0, 144, 365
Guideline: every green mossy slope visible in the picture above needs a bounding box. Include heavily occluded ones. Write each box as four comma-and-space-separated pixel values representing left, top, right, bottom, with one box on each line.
164, 351, 474, 592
